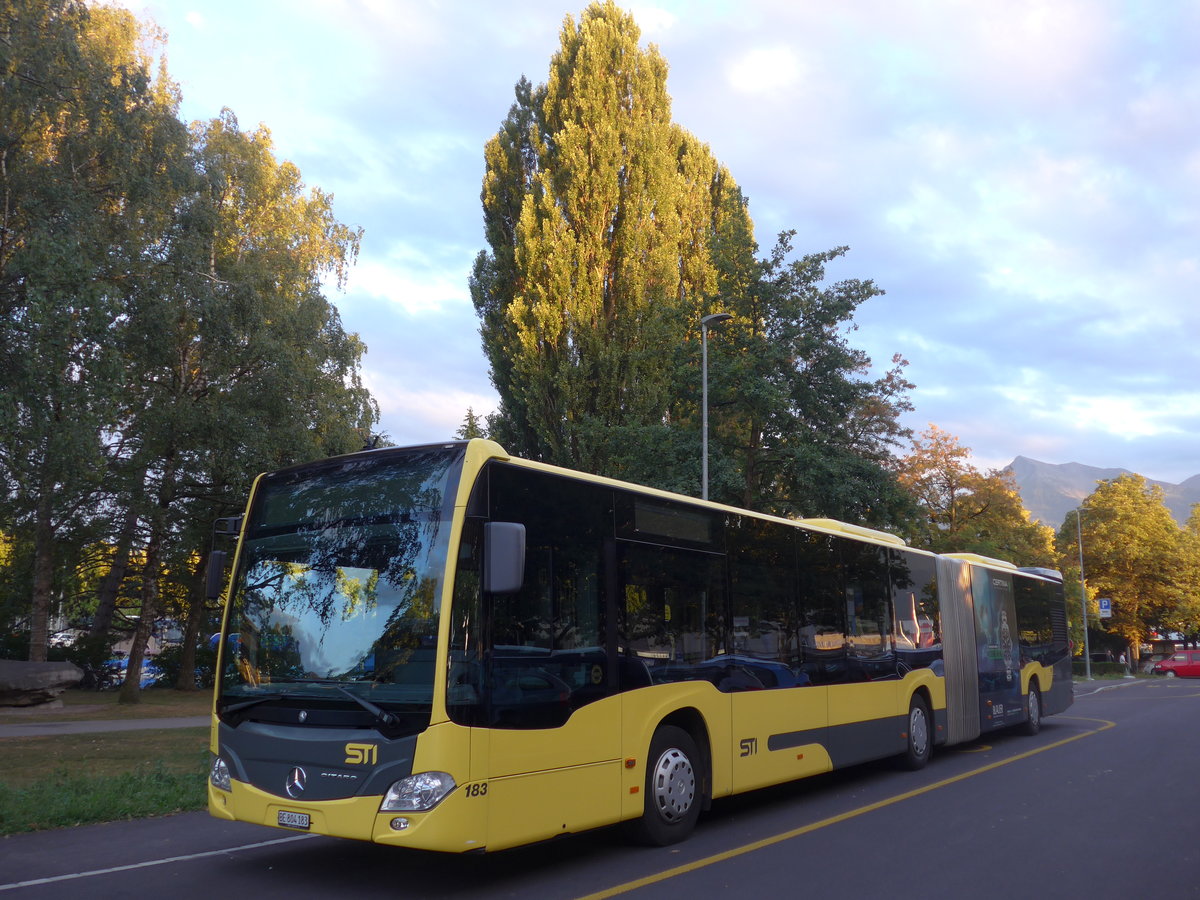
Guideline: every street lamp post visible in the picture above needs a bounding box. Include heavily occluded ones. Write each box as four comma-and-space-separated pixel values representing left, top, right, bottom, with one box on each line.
1076, 508, 1092, 681
700, 312, 732, 501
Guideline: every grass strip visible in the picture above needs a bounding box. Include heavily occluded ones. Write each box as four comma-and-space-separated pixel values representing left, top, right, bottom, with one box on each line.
0, 763, 208, 834
0, 727, 210, 835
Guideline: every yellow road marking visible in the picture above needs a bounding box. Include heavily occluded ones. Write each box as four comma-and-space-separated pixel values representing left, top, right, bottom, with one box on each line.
577, 717, 1116, 900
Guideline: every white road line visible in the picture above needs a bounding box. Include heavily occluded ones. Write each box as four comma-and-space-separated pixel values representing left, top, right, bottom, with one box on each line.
0, 833, 316, 891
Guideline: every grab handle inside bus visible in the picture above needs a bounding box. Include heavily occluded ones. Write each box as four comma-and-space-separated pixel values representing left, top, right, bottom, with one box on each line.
483, 522, 526, 594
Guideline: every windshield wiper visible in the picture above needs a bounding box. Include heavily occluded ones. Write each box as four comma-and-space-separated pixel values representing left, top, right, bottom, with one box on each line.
221, 694, 283, 715
259, 681, 398, 729
335, 685, 397, 727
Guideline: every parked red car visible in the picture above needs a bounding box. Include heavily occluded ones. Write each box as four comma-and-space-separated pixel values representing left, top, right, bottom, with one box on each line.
1152, 649, 1200, 678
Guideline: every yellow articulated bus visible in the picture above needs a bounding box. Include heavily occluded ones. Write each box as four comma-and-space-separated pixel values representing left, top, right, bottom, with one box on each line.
206, 439, 1072, 851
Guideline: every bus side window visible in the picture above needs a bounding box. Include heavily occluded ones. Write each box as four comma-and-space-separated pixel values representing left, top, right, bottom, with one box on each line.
619, 542, 726, 688
889, 549, 941, 672
728, 515, 806, 688
797, 531, 847, 685
479, 463, 611, 728
1014, 576, 1065, 665
447, 518, 486, 724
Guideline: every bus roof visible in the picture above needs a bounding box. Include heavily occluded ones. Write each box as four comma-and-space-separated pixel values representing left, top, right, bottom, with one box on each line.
942, 552, 1018, 571
469, 440, 915, 552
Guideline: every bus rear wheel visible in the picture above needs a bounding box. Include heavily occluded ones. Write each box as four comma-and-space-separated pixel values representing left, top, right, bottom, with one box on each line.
1020, 684, 1042, 736
625, 725, 703, 846
900, 695, 932, 770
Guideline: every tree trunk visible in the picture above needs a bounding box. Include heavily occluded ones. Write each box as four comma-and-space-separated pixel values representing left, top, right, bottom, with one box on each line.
28, 489, 55, 662
119, 459, 175, 704
90, 507, 140, 637
175, 550, 208, 692
118, 527, 160, 705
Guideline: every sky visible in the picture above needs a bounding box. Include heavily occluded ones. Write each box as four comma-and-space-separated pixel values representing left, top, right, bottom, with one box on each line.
113, 0, 1200, 484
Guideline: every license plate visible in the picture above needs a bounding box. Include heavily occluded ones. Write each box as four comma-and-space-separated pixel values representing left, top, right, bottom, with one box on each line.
277, 810, 310, 830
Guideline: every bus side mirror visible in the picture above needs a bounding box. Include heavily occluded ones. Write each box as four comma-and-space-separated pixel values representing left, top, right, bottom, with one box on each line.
214, 516, 242, 537
206, 550, 228, 602
483, 522, 525, 594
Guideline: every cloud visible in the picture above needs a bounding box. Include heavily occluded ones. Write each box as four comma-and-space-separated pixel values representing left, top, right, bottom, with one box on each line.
363, 368, 497, 445
336, 290, 497, 444
114, 0, 1200, 486
348, 250, 474, 315
1059, 394, 1200, 441
725, 45, 804, 93
627, 4, 677, 36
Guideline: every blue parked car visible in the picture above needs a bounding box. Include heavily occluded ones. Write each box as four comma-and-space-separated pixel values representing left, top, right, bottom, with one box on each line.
105, 656, 164, 689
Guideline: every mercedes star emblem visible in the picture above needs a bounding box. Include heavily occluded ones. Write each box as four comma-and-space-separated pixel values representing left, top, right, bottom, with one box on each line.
285, 766, 307, 798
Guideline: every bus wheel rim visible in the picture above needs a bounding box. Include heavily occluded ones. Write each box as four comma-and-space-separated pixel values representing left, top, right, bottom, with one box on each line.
651, 747, 695, 821
910, 706, 929, 756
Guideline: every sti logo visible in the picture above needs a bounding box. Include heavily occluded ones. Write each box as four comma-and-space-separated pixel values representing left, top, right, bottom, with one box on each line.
344, 743, 378, 765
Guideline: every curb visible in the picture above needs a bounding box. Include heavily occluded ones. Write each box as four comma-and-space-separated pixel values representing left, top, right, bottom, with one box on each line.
1073, 676, 1140, 697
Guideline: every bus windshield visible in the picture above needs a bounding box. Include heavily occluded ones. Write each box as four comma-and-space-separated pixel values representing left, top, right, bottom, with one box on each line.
218, 446, 465, 730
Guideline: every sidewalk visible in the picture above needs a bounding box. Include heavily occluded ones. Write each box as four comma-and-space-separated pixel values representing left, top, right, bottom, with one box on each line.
0, 715, 210, 738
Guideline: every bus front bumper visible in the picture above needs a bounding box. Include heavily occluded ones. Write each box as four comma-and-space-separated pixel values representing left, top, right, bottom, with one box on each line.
207, 779, 487, 853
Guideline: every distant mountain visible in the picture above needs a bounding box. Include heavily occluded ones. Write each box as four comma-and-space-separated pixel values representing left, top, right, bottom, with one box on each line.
1004, 457, 1200, 528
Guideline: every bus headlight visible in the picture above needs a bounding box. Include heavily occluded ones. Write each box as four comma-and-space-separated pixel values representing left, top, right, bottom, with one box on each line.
380, 772, 456, 812
209, 754, 232, 792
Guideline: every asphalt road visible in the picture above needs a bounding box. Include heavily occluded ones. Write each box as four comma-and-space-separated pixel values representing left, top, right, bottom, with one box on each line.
3, 678, 1197, 899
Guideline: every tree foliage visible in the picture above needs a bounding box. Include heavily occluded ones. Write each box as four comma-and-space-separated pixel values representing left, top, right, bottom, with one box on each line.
1059, 475, 1195, 657
472, 1, 736, 473
700, 235, 916, 523
1178, 507, 1200, 644
472, 1, 913, 526
0, 0, 185, 660
895, 425, 1054, 563
455, 407, 487, 440
0, 0, 377, 681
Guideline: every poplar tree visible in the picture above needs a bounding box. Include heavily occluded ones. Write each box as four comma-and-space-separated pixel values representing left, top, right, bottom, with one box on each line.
471, 1, 746, 473
472, 2, 913, 524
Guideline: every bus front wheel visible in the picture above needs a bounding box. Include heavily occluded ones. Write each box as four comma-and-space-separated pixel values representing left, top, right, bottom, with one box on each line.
625, 725, 703, 846
900, 695, 932, 770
